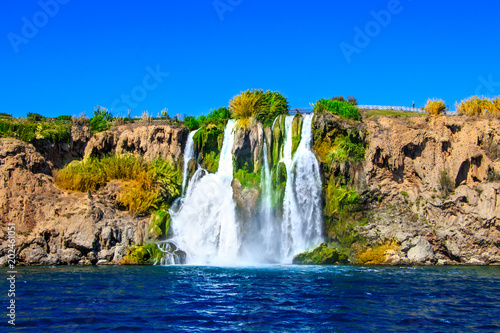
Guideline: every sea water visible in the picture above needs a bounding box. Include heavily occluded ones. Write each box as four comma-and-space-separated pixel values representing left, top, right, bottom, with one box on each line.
2, 265, 499, 332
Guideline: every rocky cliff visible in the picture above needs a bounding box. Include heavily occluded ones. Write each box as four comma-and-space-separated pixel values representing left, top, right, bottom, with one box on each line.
0, 122, 187, 266
358, 115, 500, 265
1, 115, 499, 266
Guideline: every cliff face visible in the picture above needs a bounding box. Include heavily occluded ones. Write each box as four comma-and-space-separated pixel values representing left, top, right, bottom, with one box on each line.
360, 116, 500, 265
1, 116, 499, 266
0, 123, 187, 266
84, 123, 188, 165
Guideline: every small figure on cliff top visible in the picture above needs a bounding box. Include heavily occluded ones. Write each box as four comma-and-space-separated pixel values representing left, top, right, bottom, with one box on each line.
88, 190, 93, 207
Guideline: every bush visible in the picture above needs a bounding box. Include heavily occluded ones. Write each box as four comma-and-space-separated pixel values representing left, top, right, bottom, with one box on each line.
424, 98, 446, 115
456, 96, 500, 117
27, 112, 45, 121
230, 90, 264, 119
328, 136, 365, 162
0, 113, 13, 119
331, 96, 357, 106
0, 117, 71, 143
55, 155, 181, 214
54, 115, 72, 122
89, 106, 113, 133
313, 99, 360, 120
439, 169, 455, 197
184, 116, 201, 131
230, 89, 289, 126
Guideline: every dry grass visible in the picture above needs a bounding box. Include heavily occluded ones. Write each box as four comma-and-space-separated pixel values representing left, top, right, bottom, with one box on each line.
356, 240, 399, 265
456, 96, 500, 117
424, 99, 446, 115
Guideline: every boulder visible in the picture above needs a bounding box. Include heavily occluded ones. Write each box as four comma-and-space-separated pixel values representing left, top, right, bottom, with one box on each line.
293, 242, 349, 265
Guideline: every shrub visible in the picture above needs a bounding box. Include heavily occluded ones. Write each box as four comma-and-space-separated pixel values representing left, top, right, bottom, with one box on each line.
184, 116, 201, 131
0, 117, 71, 143
119, 243, 163, 265
439, 169, 455, 197
0, 113, 13, 119
149, 158, 180, 204
456, 96, 500, 117
424, 98, 446, 115
230, 90, 264, 119
55, 155, 181, 213
313, 99, 360, 120
230, 89, 289, 126
328, 136, 365, 162
330, 96, 357, 106
89, 106, 113, 133
27, 112, 45, 121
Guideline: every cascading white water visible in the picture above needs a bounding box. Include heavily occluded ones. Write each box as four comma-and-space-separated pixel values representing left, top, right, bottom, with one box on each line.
168, 120, 239, 265
181, 129, 199, 196
259, 139, 279, 261
281, 114, 323, 262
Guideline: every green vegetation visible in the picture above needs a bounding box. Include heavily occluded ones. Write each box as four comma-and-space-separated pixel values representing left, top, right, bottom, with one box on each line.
328, 136, 365, 162
293, 242, 348, 265
439, 169, 455, 197
229, 89, 289, 126
330, 95, 358, 106
356, 240, 399, 265
290, 114, 302, 156
361, 109, 425, 118
148, 210, 171, 239
234, 169, 261, 188
193, 125, 224, 173
55, 154, 181, 214
0, 114, 72, 143
89, 106, 113, 133
424, 98, 446, 115
119, 243, 163, 265
313, 99, 360, 120
456, 95, 500, 117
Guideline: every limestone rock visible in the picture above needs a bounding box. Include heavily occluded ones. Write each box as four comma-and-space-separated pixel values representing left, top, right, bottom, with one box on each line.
84, 123, 188, 164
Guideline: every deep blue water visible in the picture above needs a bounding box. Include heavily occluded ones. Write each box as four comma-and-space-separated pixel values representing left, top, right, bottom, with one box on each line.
1, 265, 499, 332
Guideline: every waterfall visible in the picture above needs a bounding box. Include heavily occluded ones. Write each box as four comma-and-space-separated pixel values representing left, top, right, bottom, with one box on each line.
181, 129, 199, 196
281, 114, 323, 262
168, 120, 238, 265
259, 139, 279, 262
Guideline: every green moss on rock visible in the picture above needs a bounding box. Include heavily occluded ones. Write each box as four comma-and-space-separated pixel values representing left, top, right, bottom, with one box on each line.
291, 114, 302, 156
292, 242, 348, 265
119, 243, 163, 265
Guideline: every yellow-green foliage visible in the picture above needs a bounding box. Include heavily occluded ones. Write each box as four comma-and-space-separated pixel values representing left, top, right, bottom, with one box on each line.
56, 155, 180, 214
230, 90, 263, 119
456, 96, 500, 117
119, 243, 162, 265
356, 240, 399, 265
148, 210, 171, 239
234, 169, 261, 188
55, 155, 145, 191
293, 243, 348, 264
424, 98, 446, 115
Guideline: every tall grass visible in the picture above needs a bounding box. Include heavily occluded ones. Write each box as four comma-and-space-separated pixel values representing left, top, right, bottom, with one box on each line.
424, 98, 446, 115
55, 155, 181, 214
456, 96, 500, 117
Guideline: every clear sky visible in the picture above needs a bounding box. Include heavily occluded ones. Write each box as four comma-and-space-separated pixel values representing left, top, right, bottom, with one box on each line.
2, 0, 499, 118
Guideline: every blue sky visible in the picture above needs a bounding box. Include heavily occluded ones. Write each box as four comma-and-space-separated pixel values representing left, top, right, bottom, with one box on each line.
2, 0, 499, 118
